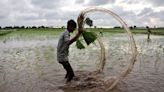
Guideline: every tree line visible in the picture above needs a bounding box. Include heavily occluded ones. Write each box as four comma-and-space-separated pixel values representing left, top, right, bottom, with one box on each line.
0, 26, 53, 29
0, 25, 163, 30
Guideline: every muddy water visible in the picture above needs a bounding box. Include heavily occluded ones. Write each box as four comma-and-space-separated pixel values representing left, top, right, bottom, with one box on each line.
0, 34, 164, 92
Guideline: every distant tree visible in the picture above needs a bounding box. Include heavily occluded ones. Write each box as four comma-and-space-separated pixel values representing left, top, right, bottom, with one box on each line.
94, 26, 97, 28
32, 26, 37, 29
113, 26, 121, 28
4, 26, 12, 29
134, 25, 136, 29
0, 26, 1, 29
26, 26, 31, 29
129, 26, 133, 29
13, 26, 20, 29
20, 26, 25, 29
61, 26, 65, 29
41, 26, 45, 28
38, 25, 45, 28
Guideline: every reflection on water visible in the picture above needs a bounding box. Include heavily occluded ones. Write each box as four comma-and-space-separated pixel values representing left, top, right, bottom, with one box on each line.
0, 34, 164, 92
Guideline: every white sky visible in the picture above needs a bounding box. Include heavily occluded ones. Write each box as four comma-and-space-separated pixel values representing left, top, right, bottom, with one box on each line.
0, 0, 164, 28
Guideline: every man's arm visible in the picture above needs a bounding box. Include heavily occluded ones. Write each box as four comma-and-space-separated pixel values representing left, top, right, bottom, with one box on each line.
68, 31, 82, 45
148, 29, 152, 33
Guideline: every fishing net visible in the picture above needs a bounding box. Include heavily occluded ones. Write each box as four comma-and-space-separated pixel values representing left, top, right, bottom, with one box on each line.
77, 7, 137, 91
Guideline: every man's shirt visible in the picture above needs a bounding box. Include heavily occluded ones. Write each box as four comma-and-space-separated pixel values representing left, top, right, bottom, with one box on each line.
57, 30, 70, 62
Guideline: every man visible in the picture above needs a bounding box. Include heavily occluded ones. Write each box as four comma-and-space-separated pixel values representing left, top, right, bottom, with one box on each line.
146, 26, 151, 42
57, 19, 82, 82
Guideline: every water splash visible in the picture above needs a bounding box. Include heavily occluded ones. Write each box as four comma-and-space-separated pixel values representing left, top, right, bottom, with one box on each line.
77, 7, 137, 91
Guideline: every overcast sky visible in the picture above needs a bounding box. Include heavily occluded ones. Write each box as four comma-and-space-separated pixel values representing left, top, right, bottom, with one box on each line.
0, 0, 164, 28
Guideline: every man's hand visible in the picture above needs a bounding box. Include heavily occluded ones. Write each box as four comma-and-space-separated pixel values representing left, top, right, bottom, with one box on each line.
78, 28, 84, 34
68, 29, 83, 45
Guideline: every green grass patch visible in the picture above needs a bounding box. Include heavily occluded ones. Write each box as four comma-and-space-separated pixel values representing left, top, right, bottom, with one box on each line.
0, 28, 64, 41
0, 28, 163, 41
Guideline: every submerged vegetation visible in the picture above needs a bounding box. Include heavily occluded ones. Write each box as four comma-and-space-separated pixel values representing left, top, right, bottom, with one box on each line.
0, 27, 163, 38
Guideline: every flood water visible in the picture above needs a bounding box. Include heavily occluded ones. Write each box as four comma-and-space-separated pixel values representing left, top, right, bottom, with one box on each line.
0, 33, 164, 92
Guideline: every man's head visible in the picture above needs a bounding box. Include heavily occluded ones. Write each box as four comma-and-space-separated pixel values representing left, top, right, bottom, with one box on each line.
67, 19, 77, 33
